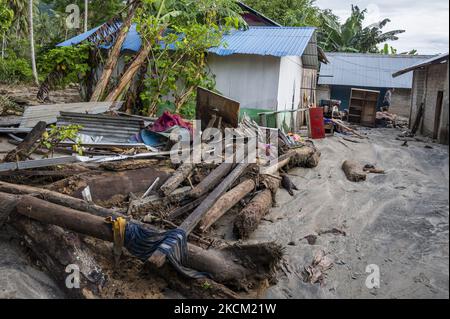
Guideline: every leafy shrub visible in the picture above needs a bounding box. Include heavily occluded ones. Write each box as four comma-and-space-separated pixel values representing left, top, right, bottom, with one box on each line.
40, 124, 83, 157
0, 57, 34, 84
38, 44, 91, 89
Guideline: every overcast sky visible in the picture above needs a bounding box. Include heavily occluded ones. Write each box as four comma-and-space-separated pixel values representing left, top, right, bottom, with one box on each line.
315, 0, 449, 55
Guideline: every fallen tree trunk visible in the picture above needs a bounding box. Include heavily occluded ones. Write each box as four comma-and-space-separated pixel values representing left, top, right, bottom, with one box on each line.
90, 2, 139, 102
8, 194, 237, 298
198, 179, 255, 233
9, 215, 107, 299
234, 189, 273, 239
16, 195, 113, 241
160, 162, 195, 197
342, 160, 367, 182
189, 162, 234, 199
0, 180, 124, 216
2, 192, 281, 294
105, 44, 152, 102
261, 152, 293, 176
261, 145, 321, 176
0, 192, 17, 227
291, 144, 321, 168
148, 163, 250, 268
3, 121, 46, 162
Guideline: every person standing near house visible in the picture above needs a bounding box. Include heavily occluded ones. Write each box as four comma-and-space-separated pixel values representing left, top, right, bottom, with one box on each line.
382, 88, 395, 111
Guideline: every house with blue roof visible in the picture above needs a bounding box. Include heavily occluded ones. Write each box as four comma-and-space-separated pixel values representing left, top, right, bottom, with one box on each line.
58, 3, 325, 120
317, 52, 434, 117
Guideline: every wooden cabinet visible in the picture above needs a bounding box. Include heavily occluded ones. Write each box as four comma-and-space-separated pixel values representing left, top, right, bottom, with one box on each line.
348, 88, 379, 127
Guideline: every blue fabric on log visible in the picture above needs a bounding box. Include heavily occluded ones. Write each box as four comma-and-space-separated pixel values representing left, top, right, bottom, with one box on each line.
124, 223, 210, 279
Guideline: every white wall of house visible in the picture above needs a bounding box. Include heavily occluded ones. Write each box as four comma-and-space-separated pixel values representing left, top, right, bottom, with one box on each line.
277, 56, 302, 112
208, 54, 281, 110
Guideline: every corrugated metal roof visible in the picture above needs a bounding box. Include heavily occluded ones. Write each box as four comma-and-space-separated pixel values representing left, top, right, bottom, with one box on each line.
392, 52, 449, 77
57, 112, 144, 143
318, 53, 435, 89
57, 23, 142, 52
209, 27, 316, 57
20, 102, 123, 128
58, 25, 316, 58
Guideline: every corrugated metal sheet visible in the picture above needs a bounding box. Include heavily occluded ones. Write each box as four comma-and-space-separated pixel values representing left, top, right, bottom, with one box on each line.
209, 27, 316, 57
56, 112, 144, 143
318, 53, 435, 89
392, 52, 448, 77
57, 23, 142, 52
58, 25, 316, 58
20, 102, 123, 128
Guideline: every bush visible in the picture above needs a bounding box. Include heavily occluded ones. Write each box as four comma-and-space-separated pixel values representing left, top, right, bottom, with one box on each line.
0, 58, 34, 84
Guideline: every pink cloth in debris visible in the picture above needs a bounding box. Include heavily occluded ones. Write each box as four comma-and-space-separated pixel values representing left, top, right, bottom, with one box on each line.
149, 111, 193, 134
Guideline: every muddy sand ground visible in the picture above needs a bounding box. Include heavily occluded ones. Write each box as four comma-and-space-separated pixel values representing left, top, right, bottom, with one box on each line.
259, 128, 449, 299
0, 128, 448, 299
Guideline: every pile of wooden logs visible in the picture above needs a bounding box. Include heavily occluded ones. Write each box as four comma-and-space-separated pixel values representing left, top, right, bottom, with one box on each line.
0, 125, 321, 298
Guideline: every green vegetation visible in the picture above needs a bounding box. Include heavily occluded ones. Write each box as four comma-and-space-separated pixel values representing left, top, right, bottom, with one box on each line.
243, 0, 324, 27
1, 0, 125, 85
0, 0, 14, 33
244, 1, 407, 54
379, 43, 418, 55
319, 5, 405, 53
0, 55, 33, 83
40, 124, 83, 157
0, 0, 416, 118
38, 44, 91, 88
137, 0, 244, 116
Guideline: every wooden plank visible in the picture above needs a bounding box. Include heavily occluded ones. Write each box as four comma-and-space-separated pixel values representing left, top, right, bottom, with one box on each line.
3, 121, 47, 162
199, 179, 256, 232
196, 87, 240, 130
189, 162, 234, 199
148, 163, 250, 268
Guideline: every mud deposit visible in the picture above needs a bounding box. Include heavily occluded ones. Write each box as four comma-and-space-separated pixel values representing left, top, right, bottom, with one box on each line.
256, 128, 449, 299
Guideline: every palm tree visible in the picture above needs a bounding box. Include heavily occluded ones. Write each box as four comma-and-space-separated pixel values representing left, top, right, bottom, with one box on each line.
84, 0, 88, 32
9, 0, 29, 37
0, 0, 14, 58
28, 0, 38, 85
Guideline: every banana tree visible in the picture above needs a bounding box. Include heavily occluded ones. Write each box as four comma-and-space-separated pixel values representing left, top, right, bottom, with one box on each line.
319, 5, 405, 53
356, 18, 405, 53
380, 44, 418, 55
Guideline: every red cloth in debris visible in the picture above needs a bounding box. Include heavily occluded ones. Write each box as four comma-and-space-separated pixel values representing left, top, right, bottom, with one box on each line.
150, 111, 193, 134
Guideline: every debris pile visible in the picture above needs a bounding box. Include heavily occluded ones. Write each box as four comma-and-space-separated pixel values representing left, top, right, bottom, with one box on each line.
0, 88, 322, 299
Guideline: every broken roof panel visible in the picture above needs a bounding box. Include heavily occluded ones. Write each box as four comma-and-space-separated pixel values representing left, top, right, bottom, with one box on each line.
57, 23, 142, 53
318, 53, 435, 89
19, 102, 123, 128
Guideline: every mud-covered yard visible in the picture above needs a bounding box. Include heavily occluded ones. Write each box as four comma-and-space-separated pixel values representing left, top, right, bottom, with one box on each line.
257, 128, 449, 299
0, 128, 448, 299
